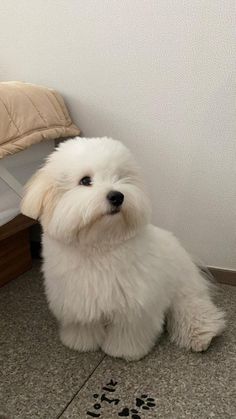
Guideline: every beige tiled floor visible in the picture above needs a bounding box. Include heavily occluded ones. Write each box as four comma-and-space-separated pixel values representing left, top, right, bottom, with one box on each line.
0, 263, 235, 419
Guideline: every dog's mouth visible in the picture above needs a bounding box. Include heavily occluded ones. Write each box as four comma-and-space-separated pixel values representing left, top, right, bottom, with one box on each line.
108, 207, 121, 215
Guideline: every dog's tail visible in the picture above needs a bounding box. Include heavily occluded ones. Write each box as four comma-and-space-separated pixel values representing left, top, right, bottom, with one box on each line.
192, 255, 218, 286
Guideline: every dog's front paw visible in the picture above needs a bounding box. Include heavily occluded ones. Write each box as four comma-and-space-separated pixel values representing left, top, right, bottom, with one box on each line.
102, 339, 150, 361
60, 323, 103, 352
101, 322, 157, 361
102, 343, 151, 361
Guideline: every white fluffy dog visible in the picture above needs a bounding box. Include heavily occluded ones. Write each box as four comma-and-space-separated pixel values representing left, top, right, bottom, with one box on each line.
21, 137, 225, 361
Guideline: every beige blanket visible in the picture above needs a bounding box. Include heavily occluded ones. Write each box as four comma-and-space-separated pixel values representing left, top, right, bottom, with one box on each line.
0, 81, 80, 158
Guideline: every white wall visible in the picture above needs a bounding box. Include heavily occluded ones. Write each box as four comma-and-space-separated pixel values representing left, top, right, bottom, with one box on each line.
0, 0, 235, 269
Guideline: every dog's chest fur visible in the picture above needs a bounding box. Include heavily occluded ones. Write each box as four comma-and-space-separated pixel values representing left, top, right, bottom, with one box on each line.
42, 226, 177, 324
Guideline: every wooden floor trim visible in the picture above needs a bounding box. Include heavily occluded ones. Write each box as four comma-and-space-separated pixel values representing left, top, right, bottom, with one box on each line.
208, 267, 236, 286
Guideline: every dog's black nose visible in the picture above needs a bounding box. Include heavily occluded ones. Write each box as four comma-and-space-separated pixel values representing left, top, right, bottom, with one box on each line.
107, 191, 124, 207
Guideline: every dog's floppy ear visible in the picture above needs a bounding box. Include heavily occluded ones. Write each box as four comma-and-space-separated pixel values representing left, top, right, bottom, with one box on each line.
21, 168, 52, 220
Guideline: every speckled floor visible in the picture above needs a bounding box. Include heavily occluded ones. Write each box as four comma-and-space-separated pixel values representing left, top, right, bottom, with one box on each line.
0, 263, 235, 419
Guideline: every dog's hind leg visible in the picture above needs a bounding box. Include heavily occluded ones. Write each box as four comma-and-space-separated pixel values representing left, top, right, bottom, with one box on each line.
167, 276, 225, 351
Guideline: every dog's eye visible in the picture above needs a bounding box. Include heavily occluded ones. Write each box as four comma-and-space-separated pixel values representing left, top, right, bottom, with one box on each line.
79, 176, 92, 186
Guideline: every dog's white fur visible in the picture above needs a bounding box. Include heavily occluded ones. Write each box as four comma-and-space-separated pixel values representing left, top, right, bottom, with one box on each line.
21, 137, 225, 360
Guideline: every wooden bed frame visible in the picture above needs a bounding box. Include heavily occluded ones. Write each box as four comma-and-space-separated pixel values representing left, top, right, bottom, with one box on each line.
0, 214, 35, 287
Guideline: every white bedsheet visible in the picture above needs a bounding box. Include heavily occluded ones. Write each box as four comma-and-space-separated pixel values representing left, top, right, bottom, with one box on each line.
0, 186, 20, 226
0, 141, 55, 227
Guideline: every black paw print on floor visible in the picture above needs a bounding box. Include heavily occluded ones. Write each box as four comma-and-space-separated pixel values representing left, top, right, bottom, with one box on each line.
118, 394, 156, 418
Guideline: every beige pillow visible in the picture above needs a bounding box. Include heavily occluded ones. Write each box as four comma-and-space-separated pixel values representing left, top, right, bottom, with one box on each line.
0, 81, 80, 158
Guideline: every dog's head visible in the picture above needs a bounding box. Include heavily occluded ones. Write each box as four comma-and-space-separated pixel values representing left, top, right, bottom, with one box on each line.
21, 137, 151, 245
